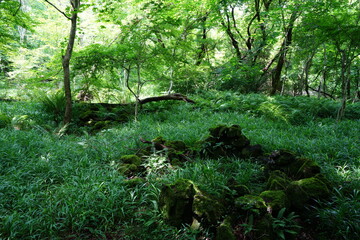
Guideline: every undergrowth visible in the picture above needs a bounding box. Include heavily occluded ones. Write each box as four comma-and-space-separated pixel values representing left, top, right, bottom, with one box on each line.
0, 92, 359, 239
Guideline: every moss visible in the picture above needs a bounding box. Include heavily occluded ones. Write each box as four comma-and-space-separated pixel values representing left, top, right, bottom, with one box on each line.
286, 177, 330, 209
193, 192, 224, 225
159, 179, 196, 227
120, 155, 142, 166
201, 125, 250, 158
235, 195, 267, 215
216, 217, 236, 240
152, 136, 166, 144
288, 158, 321, 179
0, 113, 11, 128
124, 177, 146, 187
119, 164, 139, 177
159, 178, 225, 228
269, 149, 297, 166
260, 190, 289, 214
267, 151, 321, 180
266, 170, 291, 190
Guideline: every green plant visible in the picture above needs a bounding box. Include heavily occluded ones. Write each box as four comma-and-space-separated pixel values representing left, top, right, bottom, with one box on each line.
312, 187, 360, 240
38, 90, 66, 122
271, 208, 301, 240
143, 151, 171, 177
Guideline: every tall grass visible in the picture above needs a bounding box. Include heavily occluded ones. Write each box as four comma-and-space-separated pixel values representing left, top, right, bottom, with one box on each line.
0, 93, 359, 239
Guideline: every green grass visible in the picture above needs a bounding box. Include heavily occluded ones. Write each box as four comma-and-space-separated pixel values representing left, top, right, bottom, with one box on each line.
0, 93, 359, 239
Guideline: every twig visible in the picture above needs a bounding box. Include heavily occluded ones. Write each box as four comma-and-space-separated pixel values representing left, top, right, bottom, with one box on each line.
44, 0, 71, 20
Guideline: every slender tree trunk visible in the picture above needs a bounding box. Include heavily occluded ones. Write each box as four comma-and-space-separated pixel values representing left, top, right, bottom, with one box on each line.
337, 50, 349, 121
62, 0, 80, 124
195, 13, 208, 66
270, 12, 297, 95
322, 45, 327, 98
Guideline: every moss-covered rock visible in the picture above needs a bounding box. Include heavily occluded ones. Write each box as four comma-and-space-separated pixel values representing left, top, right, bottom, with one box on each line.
241, 144, 264, 159
216, 217, 236, 240
119, 164, 139, 177
235, 195, 267, 215
268, 149, 297, 166
286, 177, 330, 209
266, 170, 291, 191
159, 179, 196, 227
159, 179, 224, 228
120, 155, 142, 166
124, 177, 146, 187
193, 192, 225, 225
266, 150, 321, 179
118, 155, 144, 177
201, 124, 250, 158
260, 190, 289, 214
289, 158, 321, 179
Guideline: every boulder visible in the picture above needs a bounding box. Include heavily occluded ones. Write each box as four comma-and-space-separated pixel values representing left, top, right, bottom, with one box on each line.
201, 124, 250, 158
259, 190, 289, 214
286, 177, 330, 209
216, 217, 236, 240
266, 170, 291, 191
266, 150, 321, 179
159, 179, 224, 228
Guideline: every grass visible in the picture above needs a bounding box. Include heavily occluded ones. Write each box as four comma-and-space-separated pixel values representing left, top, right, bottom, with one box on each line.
0, 92, 359, 239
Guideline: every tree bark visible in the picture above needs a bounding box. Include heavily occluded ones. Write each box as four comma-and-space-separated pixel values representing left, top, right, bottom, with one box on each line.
62, 0, 80, 124
139, 93, 195, 105
270, 12, 298, 95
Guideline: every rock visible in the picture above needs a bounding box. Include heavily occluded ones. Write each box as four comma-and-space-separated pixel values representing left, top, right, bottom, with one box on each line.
119, 164, 139, 177
201, 125, 250, 158
266, 150, 321, 179
159, 179, 196, 227
268, 149, 296, 166
259, 190, 289, 214
118, 155, 144, 177
120, 155, 142, 166
159, 179, 224, 228
216, 217, 236, 240
286, 177, 330, 209
193, 191, 225, 225
288, 158, 321, 179
235, 195, 267, 215
266, 170, 291, 191
123, 177, 146, 187
226, 178, 251, 198
241, 144, 264, 159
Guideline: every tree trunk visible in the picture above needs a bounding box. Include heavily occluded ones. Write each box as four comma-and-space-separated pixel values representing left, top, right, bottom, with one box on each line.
337, 50, 349, 121
62, 0, 80, 124
270, 12, 298, 95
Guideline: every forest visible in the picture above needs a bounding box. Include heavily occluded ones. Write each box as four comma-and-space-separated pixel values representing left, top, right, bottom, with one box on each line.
0, 0, 359, 239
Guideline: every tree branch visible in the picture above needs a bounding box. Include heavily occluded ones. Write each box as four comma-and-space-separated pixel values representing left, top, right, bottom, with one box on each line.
44, 0, 71, 20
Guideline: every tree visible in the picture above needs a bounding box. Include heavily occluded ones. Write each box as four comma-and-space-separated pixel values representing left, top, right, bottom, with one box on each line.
44, 0, 81, 124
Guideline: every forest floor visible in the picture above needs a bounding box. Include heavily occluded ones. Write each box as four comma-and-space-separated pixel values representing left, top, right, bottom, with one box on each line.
0, 92, 359, 239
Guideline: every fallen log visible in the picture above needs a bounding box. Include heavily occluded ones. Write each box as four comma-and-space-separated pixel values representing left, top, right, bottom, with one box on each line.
139, 93, 195, 104
76, 93, 195, 110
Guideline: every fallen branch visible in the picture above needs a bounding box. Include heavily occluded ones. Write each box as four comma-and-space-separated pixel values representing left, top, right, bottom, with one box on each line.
139, 93, 195, 105
308, 86, 336, 100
